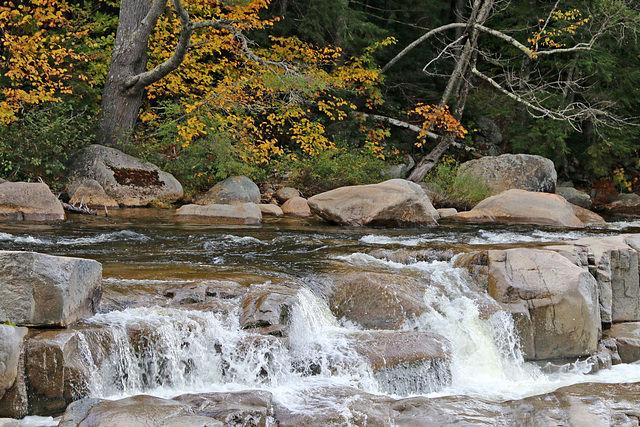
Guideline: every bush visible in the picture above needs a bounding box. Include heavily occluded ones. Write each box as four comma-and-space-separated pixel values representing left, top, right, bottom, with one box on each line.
277, 146, 388, 195
0, 101, 96, 191
423, 158, 491, 210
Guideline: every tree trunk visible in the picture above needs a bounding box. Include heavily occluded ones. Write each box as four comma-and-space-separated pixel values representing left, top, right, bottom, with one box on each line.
98, 0, 155, 150
408, 0, 493, 183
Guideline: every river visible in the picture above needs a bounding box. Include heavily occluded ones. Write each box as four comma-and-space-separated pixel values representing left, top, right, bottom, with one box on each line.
2, 210, 640, 426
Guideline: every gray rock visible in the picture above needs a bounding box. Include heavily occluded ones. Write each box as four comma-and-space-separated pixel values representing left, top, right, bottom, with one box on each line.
458, 154, 557, 195
174, 390, 273, 426
274, 187, 300, 204
0, 251, 102, 327
605, 322, 640, 363
488, 248, 600, 360
436, 208, 457, 218
0, 182, 64, 221
196, 176, 260, 206
65, 144, 183, 207
308, 179, 439, 227
68, 179, 118, 209
174, 203, 262, 224
381, 155, 415, 179
450, 189, 585, 228
604, 193, 640, 218
556, 186, 592, 209
573, 236, 640, 325
0, 325, 28, 418
473, 116, 503, 156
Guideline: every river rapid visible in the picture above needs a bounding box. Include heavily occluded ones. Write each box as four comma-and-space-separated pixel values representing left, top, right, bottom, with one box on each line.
3, 210, 640, 426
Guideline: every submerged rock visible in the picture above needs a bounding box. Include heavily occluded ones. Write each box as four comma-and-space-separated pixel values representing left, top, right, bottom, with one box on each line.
65, 144, 183, 207
0, 251, 102, 327
308, 179, 438, 227
458, 153, 557, 195
0, 181, 65, 221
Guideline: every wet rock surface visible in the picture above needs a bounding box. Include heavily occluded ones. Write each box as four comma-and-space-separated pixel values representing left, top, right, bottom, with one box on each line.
328, 271, 425, 330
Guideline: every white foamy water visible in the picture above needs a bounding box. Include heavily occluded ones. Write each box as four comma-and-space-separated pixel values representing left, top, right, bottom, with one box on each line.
360, 234, 457, 246
468, 229, 588, 245
337, 253, 640, 400
203, 234, 267, 249
0, 230, 149, 246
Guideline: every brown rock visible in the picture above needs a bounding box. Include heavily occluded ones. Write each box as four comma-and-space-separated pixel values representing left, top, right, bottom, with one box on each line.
259, 204, 284, 216
274, 187, 300, 203
174, 203, 262, 224
329, 272, 424, 330
68, 179, 119, 209
281, 196, 311, 217
308, 179, 438, 227
605, 322, 640, 363
240, 281, 302, 332
0, 182, 65, 221
450, 189, 585, 228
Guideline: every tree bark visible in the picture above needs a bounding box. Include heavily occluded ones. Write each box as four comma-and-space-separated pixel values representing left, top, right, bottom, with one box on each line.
407, 0, 493, 182
98, 0, 165, 150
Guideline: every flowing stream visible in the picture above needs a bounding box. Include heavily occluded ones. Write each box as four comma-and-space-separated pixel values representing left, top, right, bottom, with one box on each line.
3, 210, 640, 425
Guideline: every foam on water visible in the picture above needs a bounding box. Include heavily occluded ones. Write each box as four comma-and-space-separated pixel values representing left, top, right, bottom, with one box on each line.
468, 229, 588, 245
360, 234, 456, 246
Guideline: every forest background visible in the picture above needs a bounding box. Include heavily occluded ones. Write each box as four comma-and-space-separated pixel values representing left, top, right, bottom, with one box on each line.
1, 0, 639, 204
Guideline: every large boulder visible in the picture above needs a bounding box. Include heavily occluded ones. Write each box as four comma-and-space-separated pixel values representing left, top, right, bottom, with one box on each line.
0, 325, 28, 418
450, 189, 585, 228
196, 175, 260, 206
487, 248, 600, 360
308, 179, 439, 227
68, 179, 118, 209
328, 272, 425, 330
65, 144, 183, 207
274, 187, 300, 204
458, 153, 557, 195
26, 329, 102, 415
174, 203, 262, 224
0, 251, 102, 327
0, 182, 64, 221
572, 235, 640, 325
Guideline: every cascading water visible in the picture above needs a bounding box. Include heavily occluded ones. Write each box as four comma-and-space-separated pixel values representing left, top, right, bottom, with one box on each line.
3, 214, 640, 426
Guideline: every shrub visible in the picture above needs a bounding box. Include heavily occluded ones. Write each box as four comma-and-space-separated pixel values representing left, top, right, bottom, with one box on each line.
423, 158, 491, 210
0, 101, 96, 191
277, 146, 387, 195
